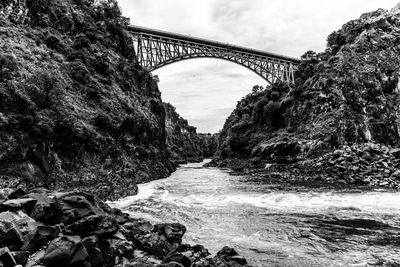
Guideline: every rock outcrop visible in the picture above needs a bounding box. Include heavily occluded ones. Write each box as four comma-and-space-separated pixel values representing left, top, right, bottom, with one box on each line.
0, 188, 248, 267
212, 5, 400, 186
0, 0, 175, 199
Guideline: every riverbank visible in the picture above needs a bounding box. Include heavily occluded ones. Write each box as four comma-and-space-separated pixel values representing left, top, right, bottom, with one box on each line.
208, 143, 400, 189
110, 161, 400, 266
0, 184, 249, 267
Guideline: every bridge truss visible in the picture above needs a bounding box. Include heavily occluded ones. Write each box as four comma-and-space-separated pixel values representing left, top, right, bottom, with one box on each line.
128, 26, 301, 84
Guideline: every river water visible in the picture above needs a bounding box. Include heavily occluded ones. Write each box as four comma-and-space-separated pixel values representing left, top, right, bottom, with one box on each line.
110, 160, 400, 266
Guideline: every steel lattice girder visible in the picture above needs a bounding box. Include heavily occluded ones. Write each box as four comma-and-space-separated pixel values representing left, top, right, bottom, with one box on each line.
128, 25, 301, 84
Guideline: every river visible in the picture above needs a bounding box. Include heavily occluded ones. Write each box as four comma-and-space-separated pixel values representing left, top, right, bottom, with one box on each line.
110, 160, 400, 266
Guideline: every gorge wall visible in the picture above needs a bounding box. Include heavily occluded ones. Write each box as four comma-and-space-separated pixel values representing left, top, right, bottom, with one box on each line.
214, 5, 400, 178
164, 102, 218, 164
0, 0, 177, 199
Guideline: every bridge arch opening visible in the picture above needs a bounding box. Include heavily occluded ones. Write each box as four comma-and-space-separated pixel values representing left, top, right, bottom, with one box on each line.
149, 55, 283, 83
153, 58, 267, 134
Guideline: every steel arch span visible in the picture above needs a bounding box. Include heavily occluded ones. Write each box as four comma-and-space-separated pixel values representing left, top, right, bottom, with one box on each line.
128, 25, 301, 85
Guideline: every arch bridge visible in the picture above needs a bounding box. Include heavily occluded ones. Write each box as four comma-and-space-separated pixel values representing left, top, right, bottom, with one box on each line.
128, 25, 301, 84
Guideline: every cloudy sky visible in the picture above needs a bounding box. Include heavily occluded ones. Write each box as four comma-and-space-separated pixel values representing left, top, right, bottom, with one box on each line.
118, 0, 399, 133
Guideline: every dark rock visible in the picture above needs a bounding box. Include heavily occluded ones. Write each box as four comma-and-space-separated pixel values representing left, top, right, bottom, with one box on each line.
0, 198, 37, 214
22, 225, 61, 252
143, 233, 172, 259
43, 235, 81, 267
64, 214, 118, 237
10, 251, 29, 266
164, 253, 191, 267
7, 189, 26, 200
69, 243, 90, 267
0, 211, 39, 235
153, 223, 186, 245
25, 192, 59, 224
56, 192, 104, 225
230, 256, 247, 265
0, 247, 17, 267
81, 236, 103, 267
97, 238, 120, 267
215, 246, 247, 266
105, 238, 135, 263
174, 244, 211, 265
217, 246, 238, 258
122, 220, 154, 249
0, 219, 24, 250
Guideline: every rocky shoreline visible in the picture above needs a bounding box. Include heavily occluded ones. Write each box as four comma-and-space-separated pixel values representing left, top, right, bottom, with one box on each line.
207, 142, 400, 190
0, 187, 248, 267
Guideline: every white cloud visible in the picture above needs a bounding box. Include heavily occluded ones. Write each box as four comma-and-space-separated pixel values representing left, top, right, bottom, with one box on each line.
117, 0, 399, 133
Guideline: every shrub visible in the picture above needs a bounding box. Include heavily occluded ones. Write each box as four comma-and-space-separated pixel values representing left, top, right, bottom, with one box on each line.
263, 101, 284, 130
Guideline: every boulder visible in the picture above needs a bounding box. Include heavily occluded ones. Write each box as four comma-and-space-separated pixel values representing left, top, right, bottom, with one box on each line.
10, 251, 30, 266
121, 220, 154, 249
22, 225, 61, 252
174, 244, 211, 265
104, 238, 135, 262
42, 235, 82, 267
214, 246, 247, 266
68, 243, 90, 267
96, 238, 120, 267
143, 233, 172, 259
0, 219, 24, 250
153, 223, 186, 245
82, 236, 103, 267
24, 192, 59, 224
0, 198, 37, 214
7, 189, 26, 200
164, 253, 191, 267
55, 192, 104, 225
64, 214, 119, 237
0, 211, 40, 235
0, 247, 17, 267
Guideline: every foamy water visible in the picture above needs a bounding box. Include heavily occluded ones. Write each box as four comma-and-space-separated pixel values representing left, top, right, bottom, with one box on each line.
109, 160, 400, 266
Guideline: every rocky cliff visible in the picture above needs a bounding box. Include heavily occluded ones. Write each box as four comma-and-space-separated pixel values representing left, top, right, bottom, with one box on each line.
164, 102, 218, 164
213, 5, 400, 186
0, 0, 175, 199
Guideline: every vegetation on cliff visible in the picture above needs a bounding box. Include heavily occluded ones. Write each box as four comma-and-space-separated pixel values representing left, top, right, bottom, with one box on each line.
212, 4, 400, 187
0, 0, 175, 199
164, 102, 218, 164
217, 5, 400, 163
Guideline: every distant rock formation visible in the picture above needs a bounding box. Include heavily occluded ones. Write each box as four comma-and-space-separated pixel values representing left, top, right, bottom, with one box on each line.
0, 0, 175, 199
213, 5, 400, 185
163, 103, 218, 164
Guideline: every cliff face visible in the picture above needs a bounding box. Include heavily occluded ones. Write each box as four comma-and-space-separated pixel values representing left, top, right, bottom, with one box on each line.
216, 5, 400, 165
0, 0, 175, 199
163, 102, 218, 163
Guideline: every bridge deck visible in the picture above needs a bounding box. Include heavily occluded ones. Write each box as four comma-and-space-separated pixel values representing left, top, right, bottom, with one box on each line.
128, 25, 301, 63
